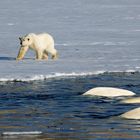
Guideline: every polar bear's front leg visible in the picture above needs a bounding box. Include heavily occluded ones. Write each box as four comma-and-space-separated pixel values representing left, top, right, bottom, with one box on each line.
36, 50, 43, 60
16, 46, 29, 60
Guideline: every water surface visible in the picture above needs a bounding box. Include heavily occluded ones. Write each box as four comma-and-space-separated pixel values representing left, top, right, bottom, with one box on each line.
0, 72, 140, 139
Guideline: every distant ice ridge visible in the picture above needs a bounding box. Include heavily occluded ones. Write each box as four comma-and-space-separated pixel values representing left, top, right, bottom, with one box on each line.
0, 70, 138, 82
55, 41, 130, 46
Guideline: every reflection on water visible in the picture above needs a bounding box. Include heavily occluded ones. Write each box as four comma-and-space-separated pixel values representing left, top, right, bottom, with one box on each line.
0, 72, 140, 139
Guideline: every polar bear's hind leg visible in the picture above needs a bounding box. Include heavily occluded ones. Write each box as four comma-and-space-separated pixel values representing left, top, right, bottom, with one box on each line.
42, 51, 48, 60
52, 50, 58, 60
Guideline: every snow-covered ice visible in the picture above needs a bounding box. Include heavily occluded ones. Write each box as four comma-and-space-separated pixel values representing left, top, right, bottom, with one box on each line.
0, 0, 140, 81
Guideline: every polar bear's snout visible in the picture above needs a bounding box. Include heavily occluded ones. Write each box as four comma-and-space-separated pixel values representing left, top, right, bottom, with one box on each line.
20, 41, 22, 46
19, 38, 25, 46
19, 37, 23, 45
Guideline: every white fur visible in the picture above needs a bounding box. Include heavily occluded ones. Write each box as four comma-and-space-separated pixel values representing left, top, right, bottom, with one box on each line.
16, 33, 58, 60
83, 87, 135, 97
120, 107, 140, 119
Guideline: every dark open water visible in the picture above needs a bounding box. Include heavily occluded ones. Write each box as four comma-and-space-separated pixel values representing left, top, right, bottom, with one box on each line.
0, 72, 140, 140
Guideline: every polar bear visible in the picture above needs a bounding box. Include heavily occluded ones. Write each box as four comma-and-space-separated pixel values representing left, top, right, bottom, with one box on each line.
16, 33, 58, 60
83, 87, 135, 97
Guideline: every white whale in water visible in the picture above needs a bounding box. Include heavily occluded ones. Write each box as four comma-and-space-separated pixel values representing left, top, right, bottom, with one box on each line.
120, 107, 140, 119
83, 87, 135, 97
121, 97, 140, 103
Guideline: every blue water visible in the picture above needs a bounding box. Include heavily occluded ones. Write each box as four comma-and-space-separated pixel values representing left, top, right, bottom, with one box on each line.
1, 0, 140, 78
1, 72, 140, 139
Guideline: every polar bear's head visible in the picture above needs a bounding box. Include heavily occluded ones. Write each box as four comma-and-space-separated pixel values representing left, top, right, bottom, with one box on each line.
19, 34, 33, 47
